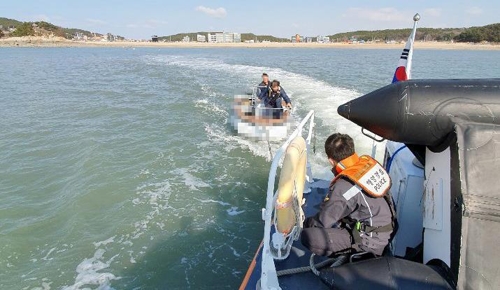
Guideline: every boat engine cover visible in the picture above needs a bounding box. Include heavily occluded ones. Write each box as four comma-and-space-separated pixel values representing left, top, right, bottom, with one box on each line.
319, 257, 453, 290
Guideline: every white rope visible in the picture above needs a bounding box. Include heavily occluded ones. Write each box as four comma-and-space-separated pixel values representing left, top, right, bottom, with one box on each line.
267, 139, 273, 160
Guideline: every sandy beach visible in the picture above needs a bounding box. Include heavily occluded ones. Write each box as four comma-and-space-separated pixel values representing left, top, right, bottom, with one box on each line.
1, 36, 499, 50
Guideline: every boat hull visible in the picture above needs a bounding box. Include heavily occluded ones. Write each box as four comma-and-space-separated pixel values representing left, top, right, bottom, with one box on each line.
231, 96, 290, 141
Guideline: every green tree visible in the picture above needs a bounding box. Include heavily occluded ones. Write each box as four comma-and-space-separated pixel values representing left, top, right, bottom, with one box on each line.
455, 23, 500, 43
11, 22, 35, 37
36, 21, 65, 37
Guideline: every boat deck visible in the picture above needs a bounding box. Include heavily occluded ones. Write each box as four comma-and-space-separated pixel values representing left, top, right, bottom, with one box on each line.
241, 179, 332, 290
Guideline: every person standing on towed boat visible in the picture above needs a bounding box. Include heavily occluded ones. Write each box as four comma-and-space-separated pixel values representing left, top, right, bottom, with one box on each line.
301, 133, 395, 257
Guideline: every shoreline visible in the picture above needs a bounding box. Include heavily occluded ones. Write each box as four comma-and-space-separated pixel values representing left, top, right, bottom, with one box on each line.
1, 36, 499, 50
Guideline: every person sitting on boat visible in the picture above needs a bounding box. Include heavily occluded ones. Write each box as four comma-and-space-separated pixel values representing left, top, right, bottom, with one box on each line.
258, 80, 292, 118
301, 133, 395, 257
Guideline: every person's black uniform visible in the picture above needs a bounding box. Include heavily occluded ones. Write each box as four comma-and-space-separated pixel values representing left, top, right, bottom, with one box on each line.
301, 133, 395, 257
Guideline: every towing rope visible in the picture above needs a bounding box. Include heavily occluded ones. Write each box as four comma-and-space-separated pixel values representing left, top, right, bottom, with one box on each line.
267, 139, 273, 161
312, 125, 317, 154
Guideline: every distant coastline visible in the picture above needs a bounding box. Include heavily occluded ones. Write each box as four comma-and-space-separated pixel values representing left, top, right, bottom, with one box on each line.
1, 17, 499, 50
1, 36, 499, 50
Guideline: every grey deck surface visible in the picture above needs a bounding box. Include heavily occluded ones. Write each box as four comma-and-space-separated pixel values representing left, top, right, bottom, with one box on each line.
244, 179, 331, 290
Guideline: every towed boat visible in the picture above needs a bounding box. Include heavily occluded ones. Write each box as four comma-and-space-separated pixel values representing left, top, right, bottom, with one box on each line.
239, 14, 500, 290
230, 87, 291, 141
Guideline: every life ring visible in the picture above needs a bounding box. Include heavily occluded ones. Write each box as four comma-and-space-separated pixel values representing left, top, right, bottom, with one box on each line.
275, 136, 307, 234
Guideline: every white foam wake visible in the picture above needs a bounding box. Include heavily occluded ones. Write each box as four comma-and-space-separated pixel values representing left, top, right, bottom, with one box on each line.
62, 249, 119, 290
145, 54, 371, 168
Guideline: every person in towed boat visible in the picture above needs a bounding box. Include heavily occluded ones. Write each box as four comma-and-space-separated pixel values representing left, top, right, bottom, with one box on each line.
301, 133, 395, 257
256, 73, 271, 97
258, 80, 292, 118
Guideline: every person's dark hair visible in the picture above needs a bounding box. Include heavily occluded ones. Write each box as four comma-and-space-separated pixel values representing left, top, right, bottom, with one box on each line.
271, 80, 280, 87
324, 133, 355, 161
262, 73, 268, 77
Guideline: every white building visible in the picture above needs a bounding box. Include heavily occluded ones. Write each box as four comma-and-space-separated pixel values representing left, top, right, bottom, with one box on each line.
207, 33, 217, 43
316, 36, 330, 43
207, 32, 241, 43
233, 33, 241, 43
197, 34, 206, 42
74, 32, 85, 41
215, 33, 225, 43
182, 35, 190, 42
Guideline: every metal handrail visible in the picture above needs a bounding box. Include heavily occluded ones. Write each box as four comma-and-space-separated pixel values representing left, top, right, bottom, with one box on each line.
260, 110, 315, 290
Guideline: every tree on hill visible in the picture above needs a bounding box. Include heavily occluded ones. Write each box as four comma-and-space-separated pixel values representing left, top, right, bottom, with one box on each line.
0, 17, 23, 28
241, 33, 289, 42
455, 23, 500, 43
158, 32, 208, 42
0, 17, 100, 39
62, 27, 102, 39
35, 21, 65, 37
11, 22, 35, 37
328, 27, 465, 42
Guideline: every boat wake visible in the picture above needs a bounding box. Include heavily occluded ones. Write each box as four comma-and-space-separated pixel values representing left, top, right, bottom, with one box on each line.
61, 54, 371, 289
144, 54, 373, 177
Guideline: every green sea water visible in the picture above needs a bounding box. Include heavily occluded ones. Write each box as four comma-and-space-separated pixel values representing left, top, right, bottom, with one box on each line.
1, 47, 498, 289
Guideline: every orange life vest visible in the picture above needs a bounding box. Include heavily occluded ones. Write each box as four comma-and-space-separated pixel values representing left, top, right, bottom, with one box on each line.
332, 154, 391, 198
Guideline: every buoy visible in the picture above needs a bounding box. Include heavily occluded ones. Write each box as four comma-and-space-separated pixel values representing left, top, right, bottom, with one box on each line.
275, 136, 307, 234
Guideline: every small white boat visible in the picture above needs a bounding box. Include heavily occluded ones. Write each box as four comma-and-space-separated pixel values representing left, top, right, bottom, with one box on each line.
230, 87, 291, 141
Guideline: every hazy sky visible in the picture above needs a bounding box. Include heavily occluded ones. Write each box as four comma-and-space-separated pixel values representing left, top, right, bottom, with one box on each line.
1, 0, 497, 39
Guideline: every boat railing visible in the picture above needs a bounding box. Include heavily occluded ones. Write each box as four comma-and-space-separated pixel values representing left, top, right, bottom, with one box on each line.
235, 91, 291, 119
253, 105, 290, 118
259, 110, 315, 290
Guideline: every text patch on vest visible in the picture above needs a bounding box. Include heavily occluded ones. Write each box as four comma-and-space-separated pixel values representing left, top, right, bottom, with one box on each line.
358, 163, 390, 196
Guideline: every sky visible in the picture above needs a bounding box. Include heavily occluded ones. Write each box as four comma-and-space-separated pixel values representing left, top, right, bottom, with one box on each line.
1, 0, 498, 39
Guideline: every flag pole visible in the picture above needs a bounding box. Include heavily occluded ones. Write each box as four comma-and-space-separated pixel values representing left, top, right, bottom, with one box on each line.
406, 13, 420, 79
374, 13, 421, 159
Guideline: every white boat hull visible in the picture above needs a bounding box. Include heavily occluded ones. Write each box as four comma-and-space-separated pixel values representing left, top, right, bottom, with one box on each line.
230, 114, 290, 141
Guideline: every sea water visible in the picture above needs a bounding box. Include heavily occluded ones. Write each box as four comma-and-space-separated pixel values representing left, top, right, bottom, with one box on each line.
0, 47, 498, 289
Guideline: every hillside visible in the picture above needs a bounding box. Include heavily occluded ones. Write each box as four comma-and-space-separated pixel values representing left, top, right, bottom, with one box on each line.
34, 21, 101, 38
0, 17, 104, 39
241, 33, 289, 42
328, 23, 500, 43
328, 27, 464, 42
455, 23, 500, 43
1, 16, 498, 43
0, 17, 23, 28
158, 32, 207, 42
159, 24, 498, 43
159, 32, 289, 42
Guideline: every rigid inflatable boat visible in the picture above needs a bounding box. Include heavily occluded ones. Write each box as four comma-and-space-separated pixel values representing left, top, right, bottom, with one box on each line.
239, 13, 500, 290
230, 88, 291, 141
